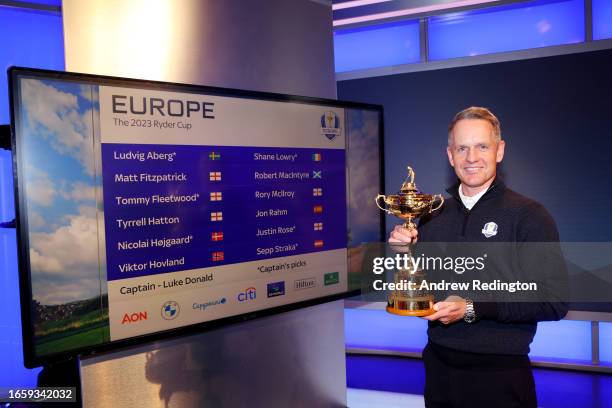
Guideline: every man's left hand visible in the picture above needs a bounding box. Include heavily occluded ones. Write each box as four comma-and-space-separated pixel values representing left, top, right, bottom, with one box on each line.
422, 296, 467, 324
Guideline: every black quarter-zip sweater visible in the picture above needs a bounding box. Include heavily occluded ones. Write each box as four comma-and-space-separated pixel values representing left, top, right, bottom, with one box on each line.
417, 178, 568, 355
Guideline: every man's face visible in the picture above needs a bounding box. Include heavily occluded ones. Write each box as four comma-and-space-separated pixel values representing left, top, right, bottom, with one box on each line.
446, 119, 505, 194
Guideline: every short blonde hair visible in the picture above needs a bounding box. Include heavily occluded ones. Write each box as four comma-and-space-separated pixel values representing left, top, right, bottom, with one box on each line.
448, 106, 501, 145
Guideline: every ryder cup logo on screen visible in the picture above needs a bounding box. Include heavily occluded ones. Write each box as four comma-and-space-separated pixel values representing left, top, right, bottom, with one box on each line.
161, 301, 180, 320
320, 111, 341, 141
481, 222, 499, 238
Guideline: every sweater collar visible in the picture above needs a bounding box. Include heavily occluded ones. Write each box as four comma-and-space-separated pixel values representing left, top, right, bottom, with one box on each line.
446, 177, 506, 204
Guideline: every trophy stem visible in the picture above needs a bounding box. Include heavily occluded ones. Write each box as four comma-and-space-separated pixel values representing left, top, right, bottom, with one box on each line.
402, 215, 417, 232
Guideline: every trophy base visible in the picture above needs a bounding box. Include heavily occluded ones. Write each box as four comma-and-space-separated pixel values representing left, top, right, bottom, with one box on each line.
386, 297, 434, 317
386, 306, 435, 317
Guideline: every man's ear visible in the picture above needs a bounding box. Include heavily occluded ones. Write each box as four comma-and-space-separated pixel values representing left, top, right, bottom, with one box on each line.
496, 140, 506, 163
447, 146, 455, 167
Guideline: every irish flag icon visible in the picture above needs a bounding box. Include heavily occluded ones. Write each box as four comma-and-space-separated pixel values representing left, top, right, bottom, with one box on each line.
312, 153, 321, 162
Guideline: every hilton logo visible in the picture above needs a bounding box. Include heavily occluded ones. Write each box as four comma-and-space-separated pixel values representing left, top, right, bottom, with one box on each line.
294, 277, 316, 291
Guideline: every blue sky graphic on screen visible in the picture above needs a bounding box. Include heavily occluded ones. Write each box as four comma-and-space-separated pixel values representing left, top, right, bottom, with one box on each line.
18, 78, 109, 357
12, 71, 382, 365
21, 79, 102, 304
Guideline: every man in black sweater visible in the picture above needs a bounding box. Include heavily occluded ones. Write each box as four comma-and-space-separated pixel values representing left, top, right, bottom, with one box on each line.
389, 107, 568, 408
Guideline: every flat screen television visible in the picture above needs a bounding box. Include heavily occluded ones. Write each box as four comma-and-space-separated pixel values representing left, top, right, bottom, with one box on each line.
8, 67, 384, 367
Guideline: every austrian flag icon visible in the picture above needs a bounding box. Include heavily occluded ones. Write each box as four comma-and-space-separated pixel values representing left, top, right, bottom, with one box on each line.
209, 171, 221, 181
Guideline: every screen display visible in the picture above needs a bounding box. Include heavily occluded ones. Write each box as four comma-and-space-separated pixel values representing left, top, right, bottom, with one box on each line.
9, 68, 383, 367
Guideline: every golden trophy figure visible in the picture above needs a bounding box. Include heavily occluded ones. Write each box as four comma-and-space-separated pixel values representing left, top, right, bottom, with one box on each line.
375, 166, 444, 316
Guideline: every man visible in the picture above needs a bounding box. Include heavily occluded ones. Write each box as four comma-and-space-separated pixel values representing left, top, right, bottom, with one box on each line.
389, 107, 567, 408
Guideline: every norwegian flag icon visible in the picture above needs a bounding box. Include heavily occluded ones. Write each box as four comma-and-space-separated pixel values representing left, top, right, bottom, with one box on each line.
313, 188, 322, 196
314, 222, 323, 231
209, 171, 222, 181
313, 205, 323, 214
212, 251, 224, 261
211, 212, 223, 221
211, 232, 224, 241
210, 191, 222, 201
314, 240, 324, 248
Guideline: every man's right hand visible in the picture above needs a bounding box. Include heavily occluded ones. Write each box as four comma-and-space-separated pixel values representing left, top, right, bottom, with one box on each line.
388, 224, 418, 244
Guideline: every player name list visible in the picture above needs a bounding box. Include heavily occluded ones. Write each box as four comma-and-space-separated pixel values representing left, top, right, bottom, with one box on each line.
101, 144, 347, 281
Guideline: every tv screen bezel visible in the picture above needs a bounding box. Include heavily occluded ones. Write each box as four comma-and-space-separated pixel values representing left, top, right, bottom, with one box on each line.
8, 66, 385, 368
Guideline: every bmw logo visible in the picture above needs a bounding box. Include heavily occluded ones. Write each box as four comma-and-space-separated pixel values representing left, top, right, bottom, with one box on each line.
161, 300, 180, 320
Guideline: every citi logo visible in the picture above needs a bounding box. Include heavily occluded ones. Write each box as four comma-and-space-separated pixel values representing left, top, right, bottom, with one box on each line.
238, 287, 257, 302
294, 278, 316, 291
121, 311, 147, 324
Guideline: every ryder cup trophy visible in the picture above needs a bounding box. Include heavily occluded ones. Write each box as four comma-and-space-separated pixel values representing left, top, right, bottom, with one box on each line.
375, 166, 444, 316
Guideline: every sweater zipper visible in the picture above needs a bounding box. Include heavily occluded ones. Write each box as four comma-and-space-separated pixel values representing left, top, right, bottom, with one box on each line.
461, 207, 470, 236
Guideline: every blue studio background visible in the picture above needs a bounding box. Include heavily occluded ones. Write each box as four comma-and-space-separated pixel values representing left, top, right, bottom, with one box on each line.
336, 0, 612, 372
339, 47, 612, 363
2, 0, 612, 392
0, 4, 64, 385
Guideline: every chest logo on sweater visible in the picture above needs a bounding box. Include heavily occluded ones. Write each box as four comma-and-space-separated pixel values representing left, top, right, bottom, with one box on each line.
481, 222, 498, 238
